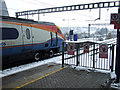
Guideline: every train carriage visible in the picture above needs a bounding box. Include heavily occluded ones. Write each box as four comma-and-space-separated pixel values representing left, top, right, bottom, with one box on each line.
0, 16, 65, 68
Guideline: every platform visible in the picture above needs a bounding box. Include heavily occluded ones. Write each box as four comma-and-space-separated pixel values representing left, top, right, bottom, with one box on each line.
2, 64, 110, 89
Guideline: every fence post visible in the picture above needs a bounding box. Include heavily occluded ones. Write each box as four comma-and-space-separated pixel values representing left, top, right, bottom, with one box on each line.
62, 42, 65, 68
111, 44, 115, 72
93, 44, 95, 69
76, 43, 79, 66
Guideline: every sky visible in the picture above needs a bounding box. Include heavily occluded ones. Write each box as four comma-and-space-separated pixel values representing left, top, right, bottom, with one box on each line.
4, 0, 119, 28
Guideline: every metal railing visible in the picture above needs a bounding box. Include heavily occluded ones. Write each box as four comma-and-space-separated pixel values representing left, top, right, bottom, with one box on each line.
62, 41, 116, 71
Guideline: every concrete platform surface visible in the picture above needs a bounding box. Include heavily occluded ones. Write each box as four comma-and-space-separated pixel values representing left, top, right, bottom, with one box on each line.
2, 64, 110, 89
21, 67, 110, 88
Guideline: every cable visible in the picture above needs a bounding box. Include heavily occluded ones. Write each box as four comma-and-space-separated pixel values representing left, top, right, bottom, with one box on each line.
33, 0, 54, 7
40, 12, 92, 23
69, 11, 95, 19
19, 0, 53, 7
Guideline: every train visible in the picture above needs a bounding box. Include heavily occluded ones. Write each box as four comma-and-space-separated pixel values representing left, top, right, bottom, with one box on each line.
0, 16, 65, 69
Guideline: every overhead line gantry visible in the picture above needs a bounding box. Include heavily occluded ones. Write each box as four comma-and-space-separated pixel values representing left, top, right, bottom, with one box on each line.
16, 1, 119, 18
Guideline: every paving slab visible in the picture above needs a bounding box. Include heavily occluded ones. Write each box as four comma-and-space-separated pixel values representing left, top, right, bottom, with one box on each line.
16, 66, 110, 88
2, 63, 61, 89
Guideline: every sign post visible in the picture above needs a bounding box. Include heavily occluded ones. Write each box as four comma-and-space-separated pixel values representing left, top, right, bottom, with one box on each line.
110, 13, 120, 29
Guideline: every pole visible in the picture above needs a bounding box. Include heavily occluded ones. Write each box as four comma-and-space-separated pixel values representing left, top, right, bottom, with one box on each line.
93, 44, 95, 69
68, 19, 69, 31
62, 42, 65, 68
38, 13, 40, 21
111, 44, 115, 72
115, 1, 120, 83
88, 24, 90, 37
76, 44, 79, 66
16, 13, 18, 18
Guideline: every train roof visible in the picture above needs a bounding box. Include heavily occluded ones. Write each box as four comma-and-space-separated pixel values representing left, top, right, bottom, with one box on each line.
0, 16, 56, 26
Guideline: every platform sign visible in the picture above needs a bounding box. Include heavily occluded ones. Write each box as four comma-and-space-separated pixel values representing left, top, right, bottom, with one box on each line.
99, 44, 108, 59
110, 13, 119, 24
67, 43, 75, 55
110, 13, 120, 29
83, 43, 89, 53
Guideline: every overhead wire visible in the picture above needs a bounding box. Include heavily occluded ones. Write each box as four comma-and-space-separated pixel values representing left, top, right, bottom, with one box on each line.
5, 0, 118, 27
18, 0, 54, 8
32, 0, 54, 7
15, 0, 97, 23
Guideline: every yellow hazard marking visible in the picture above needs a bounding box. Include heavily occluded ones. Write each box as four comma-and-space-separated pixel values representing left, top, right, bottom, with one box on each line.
13, 66, 67, 90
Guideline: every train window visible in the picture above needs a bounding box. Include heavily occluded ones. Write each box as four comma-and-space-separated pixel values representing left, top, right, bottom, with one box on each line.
26, 28, 30, 39
1, 28, 19, 40
58, 29, 61, 34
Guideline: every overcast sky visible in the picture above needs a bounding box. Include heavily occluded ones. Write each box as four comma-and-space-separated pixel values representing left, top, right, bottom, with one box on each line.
5, 0, 118, 28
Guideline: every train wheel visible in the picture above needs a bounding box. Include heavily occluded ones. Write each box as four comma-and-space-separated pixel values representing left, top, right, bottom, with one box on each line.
34, 52, 40, 61
49, 50, 54, 57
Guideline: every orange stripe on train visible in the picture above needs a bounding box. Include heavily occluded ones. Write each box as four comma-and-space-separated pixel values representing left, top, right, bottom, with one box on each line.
0, 20, 65, 40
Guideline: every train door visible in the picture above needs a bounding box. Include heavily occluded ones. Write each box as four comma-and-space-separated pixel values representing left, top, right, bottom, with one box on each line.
50, 32, 53, 46
56, 32, 58, 46
21, 24, 33, 58
51, 26, 58, 47
50, 32, 58, 47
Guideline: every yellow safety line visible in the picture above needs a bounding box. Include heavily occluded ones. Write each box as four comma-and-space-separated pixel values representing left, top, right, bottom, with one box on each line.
13, 66, 67, 90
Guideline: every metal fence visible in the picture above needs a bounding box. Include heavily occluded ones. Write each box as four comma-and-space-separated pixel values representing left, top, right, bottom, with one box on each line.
62, 41, 116, 71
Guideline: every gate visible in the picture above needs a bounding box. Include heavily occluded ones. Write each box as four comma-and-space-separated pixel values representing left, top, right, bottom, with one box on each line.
62, 41, 116, 71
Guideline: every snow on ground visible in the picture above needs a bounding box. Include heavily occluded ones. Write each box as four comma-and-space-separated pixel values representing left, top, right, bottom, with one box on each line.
110, 72, 120, 90
111, 83, 120, 89
71, 65, 91, 72
1, 56, 62, 78
111, 72, 117, 80
70, 65, 111, 74
66, 38, 116, 44
70, 65, 120, 89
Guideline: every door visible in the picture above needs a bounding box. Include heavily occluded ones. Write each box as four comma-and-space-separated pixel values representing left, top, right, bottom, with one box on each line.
56, 32, 58, 46
50, 32, 53, 46
21, 24, 33, 53
50, 26, 58, 47
50, 32, 58, 47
